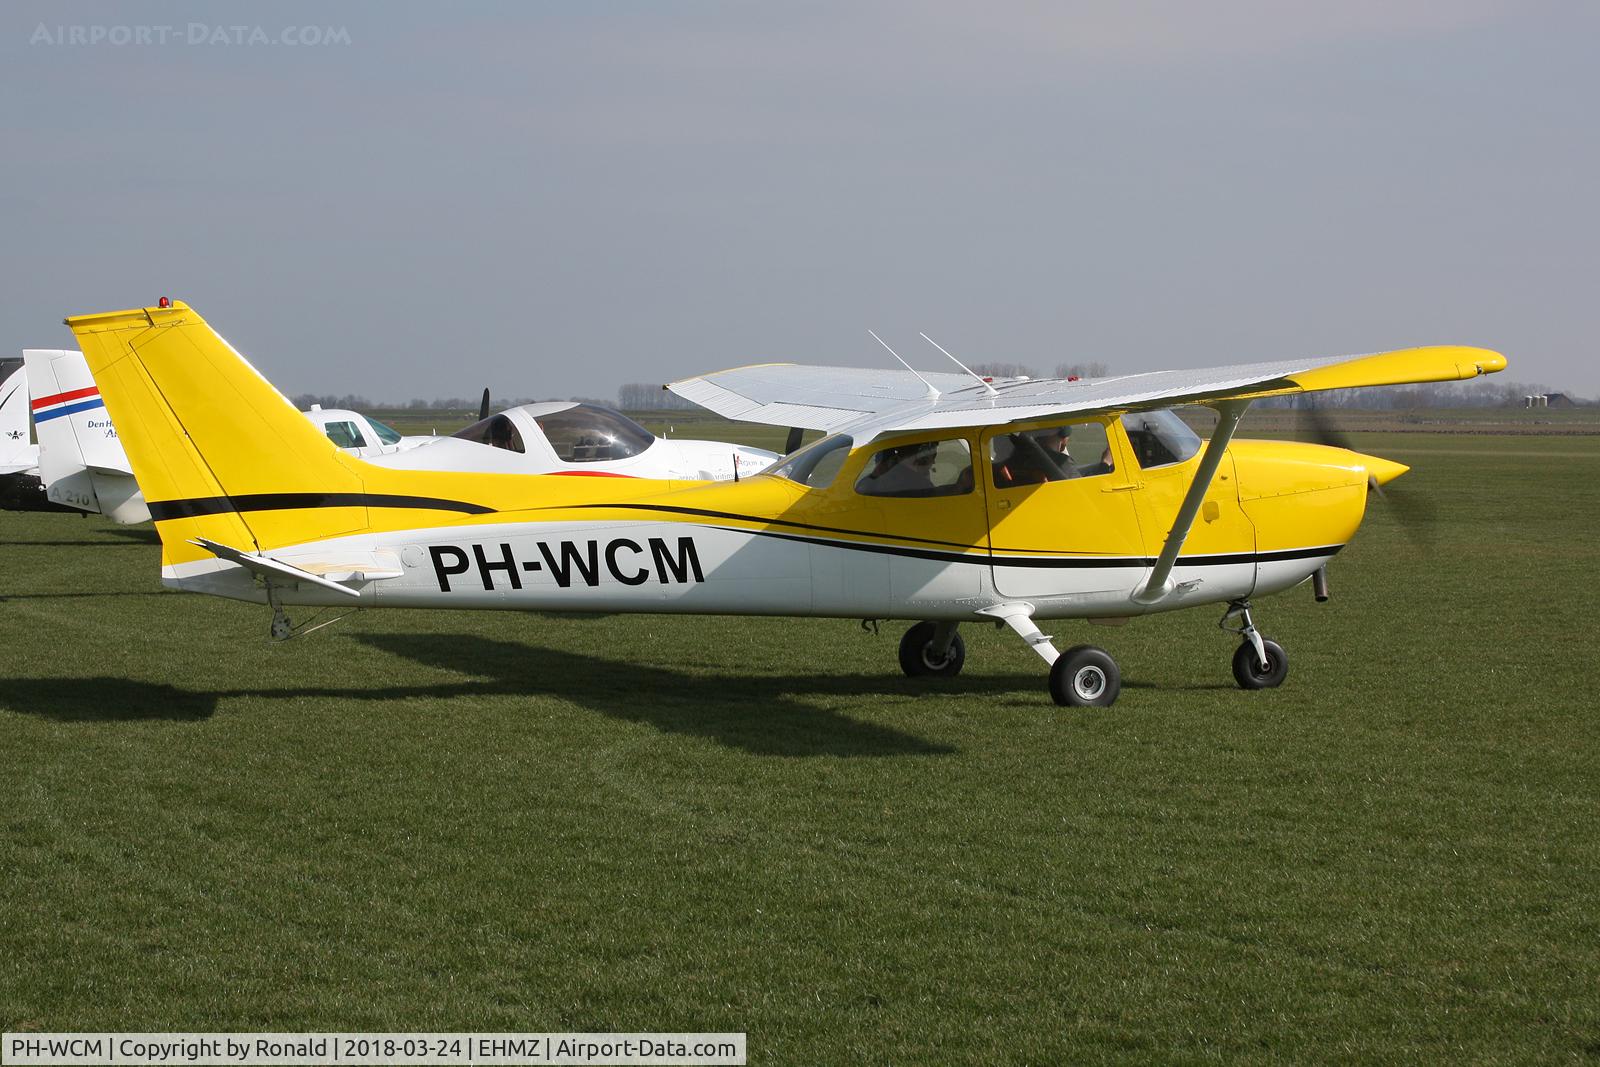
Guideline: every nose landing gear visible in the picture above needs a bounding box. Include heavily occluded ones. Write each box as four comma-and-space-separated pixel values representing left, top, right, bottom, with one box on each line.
1220, 600, 1288, 689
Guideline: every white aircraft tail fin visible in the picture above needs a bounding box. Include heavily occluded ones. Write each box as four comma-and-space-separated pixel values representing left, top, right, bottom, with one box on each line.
0, 357, 33, 471
23, 349, 148, 522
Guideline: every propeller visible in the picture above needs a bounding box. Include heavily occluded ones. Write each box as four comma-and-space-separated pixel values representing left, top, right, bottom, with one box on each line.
479, 388, 491, 422
1299, 401, 1435, 544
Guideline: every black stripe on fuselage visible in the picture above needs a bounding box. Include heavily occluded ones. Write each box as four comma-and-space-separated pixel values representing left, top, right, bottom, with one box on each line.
146, 492, 495, 522
742, 528, 1342, 569
563, 502, 985, 552
143, 493, 1341, 569
561, 502, 1340, 568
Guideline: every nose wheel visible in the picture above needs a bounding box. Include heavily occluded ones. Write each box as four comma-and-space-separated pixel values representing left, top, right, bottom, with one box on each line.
1221, 600, 1288, 689
1232, 639, 1288, 689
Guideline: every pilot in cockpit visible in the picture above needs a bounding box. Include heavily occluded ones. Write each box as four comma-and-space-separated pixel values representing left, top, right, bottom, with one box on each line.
487, 415, 516, 450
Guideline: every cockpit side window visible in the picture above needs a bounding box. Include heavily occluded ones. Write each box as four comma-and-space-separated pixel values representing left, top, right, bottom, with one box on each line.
534, 405, 654, 463
856, 438, 974, 498
1120, 409, 1201, 469
990, 421, 1115, 489
451, 414, 526, 453
323, 421, 367, 449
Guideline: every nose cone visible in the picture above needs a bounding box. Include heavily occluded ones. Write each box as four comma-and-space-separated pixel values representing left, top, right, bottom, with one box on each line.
1361, 454, 1410, 488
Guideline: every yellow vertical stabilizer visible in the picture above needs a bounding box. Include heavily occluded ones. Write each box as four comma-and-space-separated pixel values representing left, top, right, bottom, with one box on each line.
66, 302, 370, 560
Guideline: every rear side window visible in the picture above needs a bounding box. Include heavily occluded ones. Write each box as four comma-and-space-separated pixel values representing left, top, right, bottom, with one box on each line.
323, 421, 367, 449
856, 438, 973, 498
451, 414, 526, 453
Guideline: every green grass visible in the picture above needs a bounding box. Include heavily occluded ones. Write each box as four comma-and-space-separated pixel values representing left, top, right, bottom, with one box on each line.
2, 432, 1598, 1063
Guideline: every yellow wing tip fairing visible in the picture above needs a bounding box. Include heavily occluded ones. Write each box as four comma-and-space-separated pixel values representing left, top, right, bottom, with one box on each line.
1472, 350, 1508, 376
1284, 345, 1507, 394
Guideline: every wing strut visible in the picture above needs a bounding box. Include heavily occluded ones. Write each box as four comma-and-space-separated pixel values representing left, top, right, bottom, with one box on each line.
1134, 399, 1251, 604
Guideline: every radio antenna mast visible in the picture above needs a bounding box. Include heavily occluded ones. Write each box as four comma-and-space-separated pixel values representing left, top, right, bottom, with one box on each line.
869, 330, 939, 398
920, 332, 998, 396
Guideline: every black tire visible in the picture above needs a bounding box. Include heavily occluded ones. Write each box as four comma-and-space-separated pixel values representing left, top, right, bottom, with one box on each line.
1232, 638, 1288, 690
1049, 645, 1121, 707
898, 622, 966, 678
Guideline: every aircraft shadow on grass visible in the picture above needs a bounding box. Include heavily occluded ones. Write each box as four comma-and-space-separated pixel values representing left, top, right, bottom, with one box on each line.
0, 634, 989, 757
2, 526, 163, 549
0, 590, 176, 600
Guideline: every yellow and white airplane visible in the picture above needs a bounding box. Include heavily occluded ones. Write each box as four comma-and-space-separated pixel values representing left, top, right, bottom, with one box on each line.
65, 300, 1505, 706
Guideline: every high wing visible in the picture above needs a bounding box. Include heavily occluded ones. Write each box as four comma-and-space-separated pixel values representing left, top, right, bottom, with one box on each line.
668, 345, 1507, 442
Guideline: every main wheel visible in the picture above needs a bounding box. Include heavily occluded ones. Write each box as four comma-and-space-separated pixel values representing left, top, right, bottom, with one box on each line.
1231, 638, 1288, 689
1049, 645, 1121, 707
898, 622, 966, 677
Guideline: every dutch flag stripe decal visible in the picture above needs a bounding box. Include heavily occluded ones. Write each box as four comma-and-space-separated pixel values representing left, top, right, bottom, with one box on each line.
31, 385, 106, 423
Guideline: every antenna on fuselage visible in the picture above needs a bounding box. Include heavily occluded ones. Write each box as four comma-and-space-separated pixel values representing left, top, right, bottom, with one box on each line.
869, 330, 939, 399
920, 332, 998, 397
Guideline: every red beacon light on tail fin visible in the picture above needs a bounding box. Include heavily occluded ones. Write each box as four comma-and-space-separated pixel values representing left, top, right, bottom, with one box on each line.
157, 297, 170, 308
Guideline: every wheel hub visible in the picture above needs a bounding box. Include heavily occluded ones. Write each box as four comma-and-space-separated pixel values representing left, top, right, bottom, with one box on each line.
1073, 665, 1106, 699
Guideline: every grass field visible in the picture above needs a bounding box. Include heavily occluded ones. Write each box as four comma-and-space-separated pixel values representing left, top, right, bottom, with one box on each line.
3, 426, 1599, 1063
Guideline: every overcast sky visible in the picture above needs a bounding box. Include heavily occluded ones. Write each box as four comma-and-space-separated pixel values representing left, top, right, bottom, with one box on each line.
3, 1, 1595, 402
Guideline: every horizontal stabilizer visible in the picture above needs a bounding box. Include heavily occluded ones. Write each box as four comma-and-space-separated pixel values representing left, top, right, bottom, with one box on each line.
187, 537, 402, 597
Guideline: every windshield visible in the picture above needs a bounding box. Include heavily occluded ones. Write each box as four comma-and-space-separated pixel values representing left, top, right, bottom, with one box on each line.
1120, 409, 1201, 469
535, 405, 654, 462
369, 418, 403, 445
765, 433, 853, 489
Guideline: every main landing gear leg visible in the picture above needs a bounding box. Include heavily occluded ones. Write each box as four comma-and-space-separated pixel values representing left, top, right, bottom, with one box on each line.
978, 604, 1122, 708
266, 582, 292, 642
1220, 599, 1288, 689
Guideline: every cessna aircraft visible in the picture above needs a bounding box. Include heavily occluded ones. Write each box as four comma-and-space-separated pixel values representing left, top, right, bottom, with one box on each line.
64, 300, 1505, 706
372, 401, 778, 481
11, 350, 779, 524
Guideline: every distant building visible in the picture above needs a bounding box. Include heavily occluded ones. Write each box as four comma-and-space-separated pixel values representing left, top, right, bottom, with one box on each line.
1523, 393, 1577, 409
